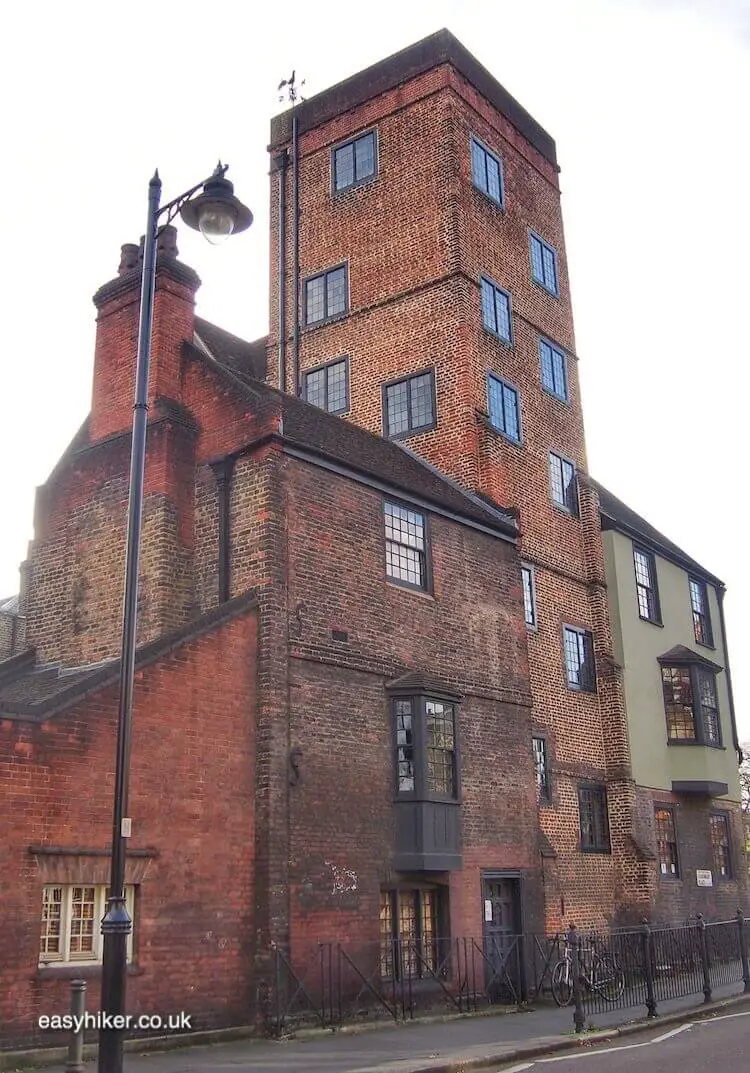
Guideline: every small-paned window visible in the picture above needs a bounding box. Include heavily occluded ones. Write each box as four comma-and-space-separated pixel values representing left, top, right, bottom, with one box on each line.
578, 785, 611, 853
392, 693, 459, 802
633, 545, 661, 624
661, 663, 722, 746
480, 277, 512, 343
333, 130, 377, 192
564, 626, 596, 692
689, 578, 714, 647
487, 375, 521, 443
395, 698, 415, 793
384, 502, 428, 591
710, 812, 732, 879
521, 564, 537, 629
471, 136, 504, 206
533, 736, 551, 803
384, 371, 436, 438
529, 232, 559, 296
303, 358, 349, 414
379, 888, 439, 978
426, 700, 456, 797
539, 338, 568, 401
549, 452, 578, 515
655, 807, 679, 877
304, 265, 348, 326
40, 886, 135, 965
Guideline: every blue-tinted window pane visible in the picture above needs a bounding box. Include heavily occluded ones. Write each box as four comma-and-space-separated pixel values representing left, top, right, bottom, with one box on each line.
481, 278, 496, 332
334, 143, 355, 191
355, 133, 375, 180
306, 276, 325, 324
540, 339, 567, 400
488, 376, 520, 442
471, 138, 485, 191
542, 245, 558, 293
327, 360, 348, 413
494, 290, 511, 342
386, 381, 410, 436
486, 155, 501, 204
327, 267, 347, 317
305, 368, 326, 408
530, 236, 544, 283
409, 374, 434, 430
471, 137, 503, 206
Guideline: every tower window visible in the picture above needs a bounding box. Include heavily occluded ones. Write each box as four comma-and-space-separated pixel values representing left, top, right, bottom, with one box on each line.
529, 232, 559, 296
303, 357, 349, 414
470, 136, 504, 207
487, 375, 521, 443
539, 338, 568, 401
549, 452, 578, 515
332, 130, 377, 192
304, 264, 348, 326
383, 371, 436, 438
480, 277, 512, 344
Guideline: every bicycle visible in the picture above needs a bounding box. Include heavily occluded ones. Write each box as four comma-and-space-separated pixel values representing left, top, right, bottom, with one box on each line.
551, 935, 625, 1006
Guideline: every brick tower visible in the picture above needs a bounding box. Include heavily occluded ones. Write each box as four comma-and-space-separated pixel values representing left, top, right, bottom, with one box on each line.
267, 30, 648, 928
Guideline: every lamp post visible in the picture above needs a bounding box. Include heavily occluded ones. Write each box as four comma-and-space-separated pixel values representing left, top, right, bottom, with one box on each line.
97, 165, 252, 1073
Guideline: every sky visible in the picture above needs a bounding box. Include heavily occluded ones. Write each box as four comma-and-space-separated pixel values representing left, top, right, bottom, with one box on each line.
1, 0, 748, 733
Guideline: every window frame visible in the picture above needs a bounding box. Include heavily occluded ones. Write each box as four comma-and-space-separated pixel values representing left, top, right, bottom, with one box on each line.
578, 783, 611, 854
549, 451, 579, 516
709, 811, 733, 880
331, 128, 378, 194
660, 661, 723, 748
303, 263, 349, 328
539, 337, 569, 402
470, 134, 505, 208
532, 735, 551, 804
390, 692, 461, 804
383, 498, 432, 594
633, 544, 662, 625
689, 577, 714, 648
480, 275, 514, 345
654, 806, 680, 879
487, 373, 522, 444
379, 886, 445, 980
528, 230, 560, 297
302, 356, 350, 415
382, 368, 437, 440
563, 624, 597, 693
521, 563, 537, 631
39, 885, 135, 966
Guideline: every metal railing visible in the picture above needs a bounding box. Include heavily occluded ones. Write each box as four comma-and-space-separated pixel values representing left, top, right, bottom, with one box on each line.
267, 912, 750, 1037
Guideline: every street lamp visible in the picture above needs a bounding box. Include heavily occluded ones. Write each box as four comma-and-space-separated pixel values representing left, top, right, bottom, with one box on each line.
98, 164, 252, 1073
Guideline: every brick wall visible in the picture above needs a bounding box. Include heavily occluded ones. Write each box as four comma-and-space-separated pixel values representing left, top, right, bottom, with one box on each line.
0, 604, 258, 1046
267, 63, 634, 927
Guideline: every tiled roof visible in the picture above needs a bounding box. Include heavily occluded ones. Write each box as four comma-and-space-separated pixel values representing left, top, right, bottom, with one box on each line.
189, 338, 517, 538
592, 479, 723, 587
0, 594, 19, 614
657, 644, 723, 673
194, 318, 268, 382
0, 592, 257, 720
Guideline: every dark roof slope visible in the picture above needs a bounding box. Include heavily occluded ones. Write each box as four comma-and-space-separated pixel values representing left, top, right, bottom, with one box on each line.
0, 595, 19, 614
0, 592, 257, 720
593, 479, 723, 587
269, 29, 557, 168
189, 337, 516, 538
194, 317, 267, 382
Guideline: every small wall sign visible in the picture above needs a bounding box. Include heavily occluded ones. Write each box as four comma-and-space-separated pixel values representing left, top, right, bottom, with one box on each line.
696, 869, 713, 887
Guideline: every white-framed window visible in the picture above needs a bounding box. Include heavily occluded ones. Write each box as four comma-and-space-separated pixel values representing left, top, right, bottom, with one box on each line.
40, 885, 135, 965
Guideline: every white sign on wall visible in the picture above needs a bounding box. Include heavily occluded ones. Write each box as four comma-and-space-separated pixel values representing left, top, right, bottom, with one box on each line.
696, 869, 713, 887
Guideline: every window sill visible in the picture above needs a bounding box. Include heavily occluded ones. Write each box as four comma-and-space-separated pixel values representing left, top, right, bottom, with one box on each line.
36, 963, 142, 980
580, 846, 612, 855
304, 312, 349, 332
638, 614, 664, 628
481, 326, 514, 349
532, 278, 560, 300
550, 501, 580, 520
471, 183, 505, 213
566, 685, 598, 696
667, 739, 725, 750
332, 175, 379, 198
695, 639, 717, 652
541, 386, 570, 406
658, 875, 682, 882
386, 581, 434, 601
486, 423, 524, 449
386, 422, 437, 442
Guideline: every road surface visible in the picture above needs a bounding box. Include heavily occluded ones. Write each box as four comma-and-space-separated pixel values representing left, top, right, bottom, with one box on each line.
499, 1009, 750, 1072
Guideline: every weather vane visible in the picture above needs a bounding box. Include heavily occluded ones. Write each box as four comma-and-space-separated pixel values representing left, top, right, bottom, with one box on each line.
278, 70, 305, 105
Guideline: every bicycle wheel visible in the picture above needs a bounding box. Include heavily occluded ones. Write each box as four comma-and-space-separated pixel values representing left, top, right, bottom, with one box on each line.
551, 959, 574, 1006
594, 954, 625, 1002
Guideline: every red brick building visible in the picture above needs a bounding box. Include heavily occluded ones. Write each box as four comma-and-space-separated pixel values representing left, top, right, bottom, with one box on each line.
1, 28, 745, 1047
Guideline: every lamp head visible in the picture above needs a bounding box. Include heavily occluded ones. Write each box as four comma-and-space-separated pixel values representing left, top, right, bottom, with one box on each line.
180, 165, 253, 244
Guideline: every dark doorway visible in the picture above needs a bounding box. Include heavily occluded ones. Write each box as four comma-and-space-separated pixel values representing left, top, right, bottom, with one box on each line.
481, 874, 524, 1002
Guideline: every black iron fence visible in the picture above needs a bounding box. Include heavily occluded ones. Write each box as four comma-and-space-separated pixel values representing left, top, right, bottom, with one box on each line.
268, 912, 750, 1036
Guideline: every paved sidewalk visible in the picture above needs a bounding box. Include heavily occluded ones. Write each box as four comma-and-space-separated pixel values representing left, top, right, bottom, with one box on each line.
30, 981, 750, 1073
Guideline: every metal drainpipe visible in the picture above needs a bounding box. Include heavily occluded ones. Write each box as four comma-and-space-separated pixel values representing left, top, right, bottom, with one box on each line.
291, 110, 300, 397
277, 150, 287, 393
717, 585, 742, 763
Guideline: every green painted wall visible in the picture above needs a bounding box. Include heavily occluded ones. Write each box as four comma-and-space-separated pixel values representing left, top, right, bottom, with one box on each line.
602, 530, 740, 801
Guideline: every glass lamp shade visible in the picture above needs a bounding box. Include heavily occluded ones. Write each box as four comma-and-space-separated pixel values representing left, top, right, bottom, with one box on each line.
180, 169, 253, 242
198, 206, 235, 245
